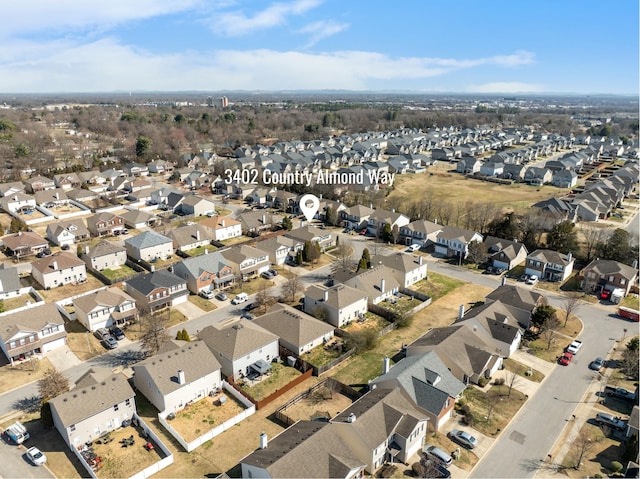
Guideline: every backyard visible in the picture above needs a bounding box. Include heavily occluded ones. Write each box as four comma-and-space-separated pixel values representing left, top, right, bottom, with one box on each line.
168, 392, 247, 443
99, 264, 140, 283
1, 292, 40, 312
411, 271, 465, 301
277, 384, 355, 423
238, 362, 303, 402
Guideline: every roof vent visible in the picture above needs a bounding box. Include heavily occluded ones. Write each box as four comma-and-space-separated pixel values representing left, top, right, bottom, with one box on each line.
347, 413, 356, 423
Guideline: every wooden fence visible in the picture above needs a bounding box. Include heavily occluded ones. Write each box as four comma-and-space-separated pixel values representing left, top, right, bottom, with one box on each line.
226, 368, 313, 410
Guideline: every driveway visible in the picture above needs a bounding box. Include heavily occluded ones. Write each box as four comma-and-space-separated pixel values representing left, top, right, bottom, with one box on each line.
173, 300, 207, 320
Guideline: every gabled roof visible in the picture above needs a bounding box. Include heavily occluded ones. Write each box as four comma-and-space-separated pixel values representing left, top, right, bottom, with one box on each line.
368, 208, 408, 225
344, 265, 400, 298
253, 304, 334, 349
121, 209, 157, 225
198, 319, 278, 361
0, 302, 64, 341
402, 220, 442, 235
50, 370, 134, 427
133, 341, 221, 396
166, 224, 214, 247
372, 253, 424, 274
527, 249, 574, 266
455, 301, 521, 344
2, 231, 48, 250
31, 251, 85, 273
0, 264, 20, 293
126, 270, 186, 295
174, 251, 231, 279
124, 230, 172, 250
200, 215, 240, 230
284, 225, 329, 243
581, 259, 637, 281
48, 218, 90, 239
83, 240, 126, 259
73, 287, 135, 315
341, 204, 374, 218
221, 244, 267, 265
437, 225, 481, 243
305, 283, 368, 309
485, 285, 544, 312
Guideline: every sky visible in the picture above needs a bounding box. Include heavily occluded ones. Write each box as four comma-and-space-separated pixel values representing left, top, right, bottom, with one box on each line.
0, 0, 638, 95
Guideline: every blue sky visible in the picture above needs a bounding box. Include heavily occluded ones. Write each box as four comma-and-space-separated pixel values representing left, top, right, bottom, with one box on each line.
1, 0, 638, 94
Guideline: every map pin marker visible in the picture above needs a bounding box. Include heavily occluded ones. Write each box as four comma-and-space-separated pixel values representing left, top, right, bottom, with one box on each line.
299, 194, 320, 223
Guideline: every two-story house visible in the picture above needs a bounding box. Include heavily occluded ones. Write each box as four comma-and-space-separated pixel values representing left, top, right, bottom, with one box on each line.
86, 212, 125, 237
124, 269, 188, 313
167, 224, 214, 252
284, 225, 334, 251
303, 283, 368, 327
0, 192, 36, 214
82, 240, 127, 272
73, 288, 138, 331
484, 236, 529, 271
580, 259, 638, 297
31, 252, 87, 289
171, 251, 235, 294
366, 209, 410, 237
179, 195, 217, 217
24, 175, 55, 193
46, 219, 90, 247
198, 319, 279, 380
221, 244, 270, 280
340, 204, 375, 231
50, 370, 136, 449
434, 225, 483, 259
0, 303, 67, 363
344, 266, 400, 305
200, 215, 242, 241
399, 220, 442, 248
255, 235, 302, 266
124, 231, 173, 263
525, 249, 575, 283
371, 253, 428, 288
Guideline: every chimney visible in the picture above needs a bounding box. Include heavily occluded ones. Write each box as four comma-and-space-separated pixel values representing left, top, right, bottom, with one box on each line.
55, 192, 59, 200
259, 432, 268, 449
221, 219, 225, 227
196, 230, 200, 241
418, 256, 423, 265
458, 304, 465, 320
347, 413, 356, 423
52, 260, 58, 270
392, 208, 395, 213
501, 276, 506, 286
85, 246, 89, 255
262, 214, 266, 224
633, 259, 638, 270
323, 289, 329, 302
177, 369, 186, 385
513, 238, 518, 243
382, 356, 390, 375
204, 248, 208, 255
433, 218, 438, 224
380, 278, 386, 293
567, 252, 572, 262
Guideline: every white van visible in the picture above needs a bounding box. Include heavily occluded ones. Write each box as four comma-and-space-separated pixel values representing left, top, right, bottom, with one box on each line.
423, 445, 453, 468
408, 244, 420, 252
231, 292, 248, 305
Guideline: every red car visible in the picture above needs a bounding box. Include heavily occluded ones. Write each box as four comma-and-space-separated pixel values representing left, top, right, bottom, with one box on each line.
559, 352, 574, 366
359, 229, 367, 235
600, 289, 612, 300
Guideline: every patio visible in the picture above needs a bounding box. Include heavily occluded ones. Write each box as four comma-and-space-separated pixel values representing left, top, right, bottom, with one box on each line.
167, 392, 247, 443
88, 424, 165, 478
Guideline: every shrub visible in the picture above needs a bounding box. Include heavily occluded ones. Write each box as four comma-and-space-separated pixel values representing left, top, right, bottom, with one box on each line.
478, 377, 488, 387
494, 378, 505, 386
610, 461, 623, 474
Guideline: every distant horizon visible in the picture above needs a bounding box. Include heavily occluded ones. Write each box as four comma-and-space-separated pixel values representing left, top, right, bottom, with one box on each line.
0, 1, 637, 95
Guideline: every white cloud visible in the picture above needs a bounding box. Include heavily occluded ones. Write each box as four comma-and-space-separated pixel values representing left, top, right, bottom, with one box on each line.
209, 0, 322, 36
298, 21, 349, 47
467, 82, 544, 93
0, 1, 202, 37
0, 38, 538, 92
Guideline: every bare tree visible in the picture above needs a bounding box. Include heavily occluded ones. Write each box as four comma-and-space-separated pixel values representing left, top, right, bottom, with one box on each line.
561, 293, 581, 328
572, 430, 595, 470
331, 240, 355, 273
255, 283, 275, 314
541, 314, 561, 350
281, 275, 303, 303
581, 223, 605, 262
38, 367, 70, 401
485, 388, 502, 423
506, 367, 520, 397
139, 312, 170, 357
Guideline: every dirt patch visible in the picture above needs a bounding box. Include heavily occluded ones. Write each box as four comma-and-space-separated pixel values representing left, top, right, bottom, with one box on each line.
0, 357, 53, 395
278, 386, 354, 423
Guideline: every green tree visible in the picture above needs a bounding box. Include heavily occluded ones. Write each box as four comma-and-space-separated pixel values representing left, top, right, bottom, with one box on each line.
486, 212, 520, 240
135, 135, 152, 159
174, 113, 185, 124
382, 223, 393, 242
596, 228, 636, 265
10, 217, 27, 233
180, 328, 191, 341
282, 216, 293, 231
295, 249, 304, 265
360, 248, 371, 269
627, 337, 639, 351
14, 144, 29, 158
325, 206, 338, 226
531, 304, 556, 332
546, 220, 578, 254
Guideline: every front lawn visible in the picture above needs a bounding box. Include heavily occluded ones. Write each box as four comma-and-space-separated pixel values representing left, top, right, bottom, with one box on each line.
463, 385, 528, 437
621, 295, 640, 310
188, 295, 217, 312
502, 358, 545, 383
228, 277, 275, 296
411, 272, 465, 301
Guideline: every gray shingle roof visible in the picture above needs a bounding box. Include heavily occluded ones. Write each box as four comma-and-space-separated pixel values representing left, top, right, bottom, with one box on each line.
253, 304, 334, 350
305, 283, 368, 309
198, 319, 278, 361
124, 230, 172, 250
125, 270, 186, 295
83, 239, 125, 259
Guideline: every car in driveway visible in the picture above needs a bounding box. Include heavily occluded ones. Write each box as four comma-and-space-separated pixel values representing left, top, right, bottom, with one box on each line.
422, 445, 452, 468
101, 336, 118, 350
448, 429, 478, 449
595, 412, 626, 430
94, 327, 111, 341
215, 291, 228, 301
261, 271, 274, 280
26, 447, 47, 466
589, 357, 605, 371
199, 289, 215, 299
558, 352, 573, 366
525, 274, 539, 285
109, 326, 125, 340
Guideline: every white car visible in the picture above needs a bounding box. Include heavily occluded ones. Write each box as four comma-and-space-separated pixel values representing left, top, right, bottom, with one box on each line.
525, 274, 538, 285
26, 447, 47, 466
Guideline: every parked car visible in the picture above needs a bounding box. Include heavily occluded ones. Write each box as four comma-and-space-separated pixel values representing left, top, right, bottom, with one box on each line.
494, 267, 507, 275
61, 244, 70, 250
422, 445, 452, 468
407, 244, 420, 252
525, 274, 539, 285
101, 336, 118, 350
199, 289, 215, 299
595, 412, 626, 430
359, 229, 367, 235
566, 340, 583, 355
448, 429, 478, 449
240, 313, 255, 320
109, 326, 125, 340
605, 387, 636, 401
26, 447, 47, 466
268, 269, 278, 276
94, 327, 111, 341
558, 352, 573, 366
600, 289, 612, 300
244, 302, 258, 312
215, 292, 228, 301
589, 357, 605, 371
231, 292, 248, 305
520, 273, 530, 282
261, 271, 274, 280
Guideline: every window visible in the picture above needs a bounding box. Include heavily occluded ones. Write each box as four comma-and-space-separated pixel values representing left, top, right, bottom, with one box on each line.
113, 404, 119, 411
70, 424, 76, 432
125, 399, 131, 406
621, 279, 626, 285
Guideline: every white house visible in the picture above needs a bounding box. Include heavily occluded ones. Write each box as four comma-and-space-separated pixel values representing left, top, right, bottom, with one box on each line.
73, 288, 138, 331
124, 230, 173, 262
200, 215, 242, 241
304, 283, 368, 327
371, 253, 428, 288
31, 252, 87, 289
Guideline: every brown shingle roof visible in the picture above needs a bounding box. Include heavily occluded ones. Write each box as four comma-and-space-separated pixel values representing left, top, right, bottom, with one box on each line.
198, 319, 278, 360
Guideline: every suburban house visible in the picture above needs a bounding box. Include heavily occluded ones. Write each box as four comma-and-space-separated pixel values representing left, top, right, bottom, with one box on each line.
399, 220, 442, 248
344, 265, 400, 305
53, 173, 82, 190
371, 351, 466, 431
31, 252, 87, 289
454, 301, 523, 357
285, 225, 334, 251
254, 304, 335, 356
579, 259, 638, 297
484, 236, 529, 271
434, 225, 484, 259
124, 230, 173, 263
46, 219, 90, 247
0, 264, 21, 300
133, 340, 222, 414
49, 369, 136, 449
179, 195, 217, 217
366, 209, 410, 237
221, 244, 270, 280
524, 167, 553, 185
484, 285, 547, 329
0, 302, 67, 363
255, 235, 302, 266
238, 210, 284, 236
406, 325, 503, 385
172, 251, 235, 294
2, 231, 49, 258
371, 253, 428, 288
167, 224, 214, 252
0, 181, 25, 198
303, 283, 368, 327
24, 175, 55, 193
73, 288, 138, 332
340, 204, 375, 231
525, 249, 575, 283
198, 319, 279, 380
532, 197, 577, 222
34, 188, 68, 208
121, 209, 160, 229
551, 170, 579, 188
0, 192, 36, 214
86, 212, 125, 237
124, 269, 189, 313
82, 240, 127, 271
200, 215, 242, 241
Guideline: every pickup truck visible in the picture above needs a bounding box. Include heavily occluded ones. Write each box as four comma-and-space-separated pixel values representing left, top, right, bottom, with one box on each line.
5, 421, 30, 444
566, 340, 583, 355
605, 386, 636, 401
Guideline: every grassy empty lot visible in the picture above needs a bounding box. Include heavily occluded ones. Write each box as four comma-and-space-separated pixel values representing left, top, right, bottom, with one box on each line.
464, 385, 528, 437
278, 385, 354, 423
